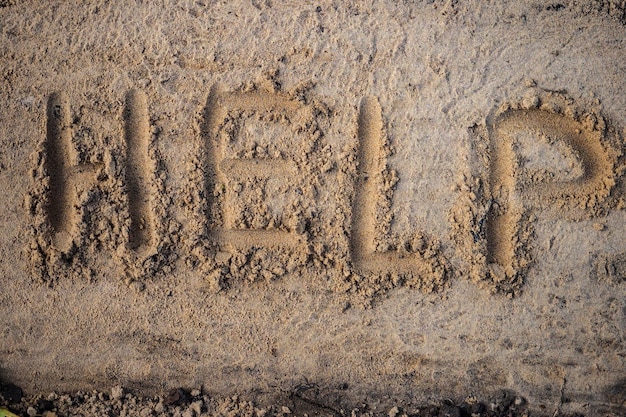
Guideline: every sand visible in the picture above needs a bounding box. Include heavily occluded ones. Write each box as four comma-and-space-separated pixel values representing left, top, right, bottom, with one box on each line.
1, 1, 626, 416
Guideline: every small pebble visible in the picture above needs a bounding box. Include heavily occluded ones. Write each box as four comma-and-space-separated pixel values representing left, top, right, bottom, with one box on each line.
522, 94, 540, 109
190, 400, 203, 415
524, 78, 537, 88
140, 407, 153, 417
111, 385, 125, 400
27, 407, 37, 416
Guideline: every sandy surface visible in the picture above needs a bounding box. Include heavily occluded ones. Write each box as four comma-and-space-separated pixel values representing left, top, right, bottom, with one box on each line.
1, 1, 626, 416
